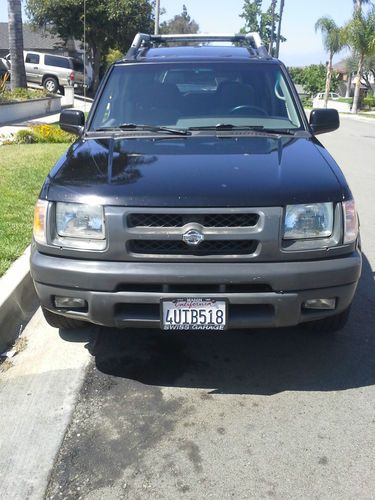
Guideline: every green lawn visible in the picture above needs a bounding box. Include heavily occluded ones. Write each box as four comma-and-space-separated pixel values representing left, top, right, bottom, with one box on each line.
0, 143, 69, 277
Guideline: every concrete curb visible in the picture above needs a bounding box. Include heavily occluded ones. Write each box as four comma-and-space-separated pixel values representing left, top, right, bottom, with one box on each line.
0, 247, 38, 353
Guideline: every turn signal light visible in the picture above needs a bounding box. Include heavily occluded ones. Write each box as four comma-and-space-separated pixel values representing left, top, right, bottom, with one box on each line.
33, 200, 48, 244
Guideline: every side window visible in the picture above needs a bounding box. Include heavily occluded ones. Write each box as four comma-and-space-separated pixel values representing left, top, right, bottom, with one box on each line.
44, 55, 70, 69
25, 53, 40, 64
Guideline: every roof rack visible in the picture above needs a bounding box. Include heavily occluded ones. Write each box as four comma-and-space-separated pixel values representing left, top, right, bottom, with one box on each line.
125, 33, 270, 60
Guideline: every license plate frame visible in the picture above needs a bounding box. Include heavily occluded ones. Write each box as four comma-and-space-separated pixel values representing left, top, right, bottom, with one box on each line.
161, 297, 228, 331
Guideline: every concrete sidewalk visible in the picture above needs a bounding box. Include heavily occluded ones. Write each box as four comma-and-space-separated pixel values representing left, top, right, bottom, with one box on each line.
0, 309, 92, 499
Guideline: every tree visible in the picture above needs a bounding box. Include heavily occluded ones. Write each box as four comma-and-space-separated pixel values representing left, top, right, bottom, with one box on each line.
344, 53, 375, 93
8, 0, 27, 89
160, 5, 199, 34
240, 0, 286, 56
315, 17, 344, 107
289, 64, 339, 97
344, 8, 375, 112
353, 0, 372, 12
26, 0, 154, 91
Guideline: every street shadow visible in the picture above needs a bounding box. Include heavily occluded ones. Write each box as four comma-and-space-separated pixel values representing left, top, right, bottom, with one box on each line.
89, 253, 375, 396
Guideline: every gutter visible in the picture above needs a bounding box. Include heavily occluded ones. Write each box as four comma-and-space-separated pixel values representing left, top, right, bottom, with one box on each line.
0, 247, 38, 354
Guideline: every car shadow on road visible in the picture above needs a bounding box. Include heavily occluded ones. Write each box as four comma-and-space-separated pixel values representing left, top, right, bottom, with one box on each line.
90, 254, 374, 396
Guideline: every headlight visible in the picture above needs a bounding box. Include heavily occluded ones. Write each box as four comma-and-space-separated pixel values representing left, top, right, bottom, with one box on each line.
33, 199, 48, 244
55, 202, 106, 250
343, 199, 358, 244
284, 202, 333, 239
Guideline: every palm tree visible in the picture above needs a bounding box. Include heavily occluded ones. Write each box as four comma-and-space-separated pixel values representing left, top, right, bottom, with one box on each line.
7, 0, 27, 89
353, 0, 372, 12
345, 9, 375, 113
315, 17, 344, 108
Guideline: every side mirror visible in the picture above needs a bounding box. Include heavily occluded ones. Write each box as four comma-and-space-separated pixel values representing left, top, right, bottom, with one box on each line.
60, 109, 85, 135
309, 108, 340, 135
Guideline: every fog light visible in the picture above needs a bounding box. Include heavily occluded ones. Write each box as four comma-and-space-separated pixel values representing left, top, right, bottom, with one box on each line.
303, 298, 336, 310
54, 296, 87, 309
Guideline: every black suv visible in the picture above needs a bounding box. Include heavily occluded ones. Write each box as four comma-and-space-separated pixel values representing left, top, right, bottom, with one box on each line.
31, 33, 361, 333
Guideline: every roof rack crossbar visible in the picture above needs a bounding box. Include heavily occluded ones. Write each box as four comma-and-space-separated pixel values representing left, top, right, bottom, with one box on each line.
125, 33, 269, 60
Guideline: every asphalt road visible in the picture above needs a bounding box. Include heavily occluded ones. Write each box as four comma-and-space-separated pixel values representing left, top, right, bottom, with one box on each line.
2, 116, 375, 500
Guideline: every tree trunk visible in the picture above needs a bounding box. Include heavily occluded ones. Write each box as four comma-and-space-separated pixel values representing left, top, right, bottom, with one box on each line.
91, 43, 102, 93
7, 0, 27, 89
345, 72, 352, 98
351, 54, 364, 113
275, 0, 285, 58
324, 55, 333, 108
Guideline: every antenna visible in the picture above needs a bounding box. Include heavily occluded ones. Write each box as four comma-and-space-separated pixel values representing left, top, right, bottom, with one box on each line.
83, 0, 86, 113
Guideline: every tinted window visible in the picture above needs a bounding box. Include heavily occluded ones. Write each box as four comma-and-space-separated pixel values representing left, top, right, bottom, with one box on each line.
25, 53, 40, 64
44, 55, 70, 69
72, 58, 84, 72
91, 62, 302, 131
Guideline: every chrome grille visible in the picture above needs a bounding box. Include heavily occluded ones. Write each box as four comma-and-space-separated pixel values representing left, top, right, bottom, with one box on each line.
127, 213, 259, 228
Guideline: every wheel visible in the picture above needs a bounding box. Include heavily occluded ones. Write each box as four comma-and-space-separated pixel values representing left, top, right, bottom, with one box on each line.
304, 307, 351, 333
42, 307, 87, 329
43, 76, 59, 93
229, 105, 268, 116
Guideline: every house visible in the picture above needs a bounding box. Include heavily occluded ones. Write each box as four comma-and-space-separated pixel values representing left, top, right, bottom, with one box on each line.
334, 58, 374, 97
0, 22, 67, 58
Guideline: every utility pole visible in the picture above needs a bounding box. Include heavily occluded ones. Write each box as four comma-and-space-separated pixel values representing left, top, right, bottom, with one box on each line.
269, 0, 276, 55
155, 0, 160, 35
275, 0, 285, 58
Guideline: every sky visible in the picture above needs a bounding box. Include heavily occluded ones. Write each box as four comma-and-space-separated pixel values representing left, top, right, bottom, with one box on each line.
0, 0, 362, 66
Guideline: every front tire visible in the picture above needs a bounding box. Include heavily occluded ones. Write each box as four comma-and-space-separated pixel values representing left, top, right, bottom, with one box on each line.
304, 307, 351, 333
43, 76, 59, 93
42, 307, 87, 330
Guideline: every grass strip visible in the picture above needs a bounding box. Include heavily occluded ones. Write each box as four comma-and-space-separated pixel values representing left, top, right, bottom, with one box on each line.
0, 143, 68, 276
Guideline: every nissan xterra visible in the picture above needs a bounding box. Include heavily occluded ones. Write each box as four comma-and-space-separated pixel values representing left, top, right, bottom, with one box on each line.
30, 33, 361, 333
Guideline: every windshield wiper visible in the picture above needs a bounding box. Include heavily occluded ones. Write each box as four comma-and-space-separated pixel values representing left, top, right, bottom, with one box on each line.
188, 124, 259, 131
94, 123, 191, 135
188, 124, 296, 135
258, 127, 296, 136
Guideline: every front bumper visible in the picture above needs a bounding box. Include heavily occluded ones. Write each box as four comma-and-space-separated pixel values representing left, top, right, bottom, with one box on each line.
31, 250, 361, 329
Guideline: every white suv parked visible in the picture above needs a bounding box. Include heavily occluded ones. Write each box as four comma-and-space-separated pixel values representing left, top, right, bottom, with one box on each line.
2, 51, 87, 93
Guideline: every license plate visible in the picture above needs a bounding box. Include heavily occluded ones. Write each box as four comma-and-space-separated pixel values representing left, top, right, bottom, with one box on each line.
162, 298, 227, 331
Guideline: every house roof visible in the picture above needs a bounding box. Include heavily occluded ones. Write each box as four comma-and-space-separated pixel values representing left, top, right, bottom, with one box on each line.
0, 22, 66, 51
333, 59, 349, 74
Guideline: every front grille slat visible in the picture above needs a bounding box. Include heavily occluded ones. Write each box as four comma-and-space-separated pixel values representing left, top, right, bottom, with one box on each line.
128, 239, 256, 256
127, 213, 259, 228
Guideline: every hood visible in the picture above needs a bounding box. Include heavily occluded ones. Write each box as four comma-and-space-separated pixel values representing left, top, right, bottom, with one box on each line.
43, 134, 349, 207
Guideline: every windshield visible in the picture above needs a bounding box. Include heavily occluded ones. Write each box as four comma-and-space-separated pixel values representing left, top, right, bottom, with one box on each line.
90, 62, 303, 131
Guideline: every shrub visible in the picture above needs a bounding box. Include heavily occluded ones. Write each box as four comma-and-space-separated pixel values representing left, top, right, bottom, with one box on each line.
0, 72, 10, 94
302, 97, 313, 108
0, 87, 50, 103
14, 124, 75, 144
106, 48, 123, 68
14, 129, 37, 144
363, 96, 375, 107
